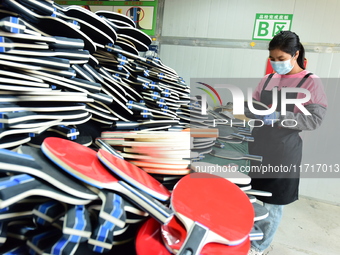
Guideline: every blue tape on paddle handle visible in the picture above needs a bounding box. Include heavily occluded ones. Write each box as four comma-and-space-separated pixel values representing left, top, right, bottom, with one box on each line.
158, 98, 165, 107
127, 100, 134, 109
92, 225, 110, 253
36, 200, 59, 225
152, 92, 159, 99
142, 110, 149, 118
0, 174, 34, 190
51, 238, 69, 255
69, 205, 86, 242
9, 17, 19, 33
0, 36, 5, 53
101, 194, 124, 230
162, 89, 170, 97
0, 207, 9, 213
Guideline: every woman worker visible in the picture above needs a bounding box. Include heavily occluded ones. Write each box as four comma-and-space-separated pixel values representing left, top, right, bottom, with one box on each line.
246, 31, 328, 255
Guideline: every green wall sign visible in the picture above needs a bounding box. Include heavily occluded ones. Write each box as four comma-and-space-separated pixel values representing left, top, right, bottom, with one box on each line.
252, 13, 293, 41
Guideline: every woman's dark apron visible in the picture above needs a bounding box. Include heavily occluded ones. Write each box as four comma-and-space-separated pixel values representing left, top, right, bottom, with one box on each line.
248, 73, 312, 205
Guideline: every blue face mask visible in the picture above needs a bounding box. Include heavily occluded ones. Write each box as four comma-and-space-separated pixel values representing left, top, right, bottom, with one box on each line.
270, 57, 295, 75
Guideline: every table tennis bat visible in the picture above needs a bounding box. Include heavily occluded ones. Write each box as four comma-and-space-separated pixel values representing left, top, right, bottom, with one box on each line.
33, 200, 67, 227
243, 189, 272, 197
0, 199, 36, 222
41, 137, 173, 224
94, 138, 124, 160
253, 203, 269, 221
62, 204, 92, 243
249, 225, 264, 241
111, 223, 141, 246
95, 10, 136, 28
7, 146, 97, 200
4, 48, 90, 64
0, 173, 93, 209
115, 40, 139, 55
16, 0, 114, 47
210, 148, 263, 162
123, 146, 190, 156
118, 34, 148, 52
2, 0, 96, 53
135, 217, 171, 255
0, 36, 48, 50
0, 53, 70, 70
244, 99, 269, 111
53, 4, 118, 42
0, 59, 75, 78
0, 102, 86, 113
190, 128, 218, 138
0, 222, 7, 246
141, 167, 191, 176
96, 149, 171, 201
0, 76, 49, 88
26, 228, 63, 255
0, 30, 54, 44
215, 125, 254, 142
87, 224, 114, 253
170, 172, 254, 255
44, 236, 80, 255
159, 216, 251, 255
0, 110, 88, 127
248, 195, 257, 203
0, 134, 30, 149
96, 189, 126, 229
217, 137, 244, 144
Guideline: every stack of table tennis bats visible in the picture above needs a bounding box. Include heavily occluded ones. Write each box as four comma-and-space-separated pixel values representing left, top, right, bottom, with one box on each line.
0, 0, 192, 151
0, 0, 271, 253
0, 137, 270, 254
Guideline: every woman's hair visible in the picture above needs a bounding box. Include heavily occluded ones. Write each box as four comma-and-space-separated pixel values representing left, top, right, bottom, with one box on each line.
268, 31, 305, 69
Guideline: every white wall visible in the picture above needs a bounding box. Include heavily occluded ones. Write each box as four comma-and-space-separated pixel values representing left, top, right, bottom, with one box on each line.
159, 0, 340, 205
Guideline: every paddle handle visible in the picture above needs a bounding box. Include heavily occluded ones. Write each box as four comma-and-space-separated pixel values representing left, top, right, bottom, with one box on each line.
98, 191, 126, 229
0, 148, 40, 169
118, 181, 173, 224
237, 128, 252, 136
243, 154, 262, 162
33, 200, 66, 226
95, 139, 124, 159
243, 136, 255, 142
249, 225, 264, 241
63, 205, 91, 242
18, 0, 56, 16
88, 224, 114, 252
177, 222, 208, 255
244, 189, 272, 197
2, 0, 39, 23
0, 175, 37, 209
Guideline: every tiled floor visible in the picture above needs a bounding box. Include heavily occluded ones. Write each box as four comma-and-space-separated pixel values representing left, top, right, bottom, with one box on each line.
263, 197, 340, 255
